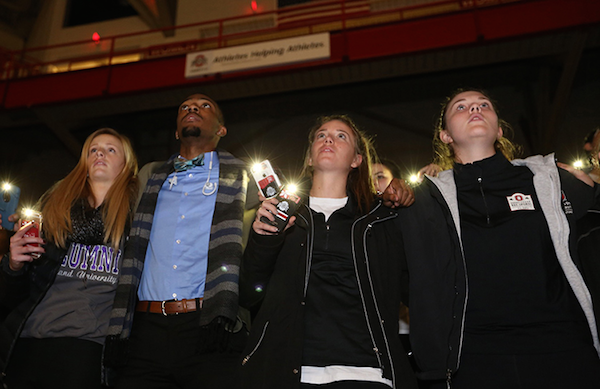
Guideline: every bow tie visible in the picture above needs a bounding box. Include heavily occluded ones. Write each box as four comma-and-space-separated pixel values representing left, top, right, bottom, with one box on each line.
174, 154, 204, 172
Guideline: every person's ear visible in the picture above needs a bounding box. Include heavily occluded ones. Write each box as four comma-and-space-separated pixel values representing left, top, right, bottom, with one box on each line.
497, 126, 503, 139
175, 131, 180, 140
440, 130, 453, 145
217, 126, 227, 137
351, 154, 363, 169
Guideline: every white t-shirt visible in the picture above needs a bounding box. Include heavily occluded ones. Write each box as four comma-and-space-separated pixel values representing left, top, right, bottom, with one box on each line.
309, 196, 348, 221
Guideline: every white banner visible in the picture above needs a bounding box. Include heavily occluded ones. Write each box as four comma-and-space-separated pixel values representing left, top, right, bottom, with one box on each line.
185, 32, 330, 78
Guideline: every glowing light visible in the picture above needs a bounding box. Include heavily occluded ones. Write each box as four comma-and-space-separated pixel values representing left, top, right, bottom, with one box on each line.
573, 160, 584, 169
254, 285, 263, 293
286, 184, 298, 194
221, 265, 228, 272
2, 182, 12, 191
251, 163, 262, 174
23, 208, 36, 218
92, 32, 100, 43
251, 1, 258, 12
409, 174, 419, 184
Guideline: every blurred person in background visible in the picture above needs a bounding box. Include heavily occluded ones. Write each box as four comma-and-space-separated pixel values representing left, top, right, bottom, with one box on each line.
576, 132, 600, 354
584, 128, 600, 183
371, 158, 413, 364
372, 158, 401, 194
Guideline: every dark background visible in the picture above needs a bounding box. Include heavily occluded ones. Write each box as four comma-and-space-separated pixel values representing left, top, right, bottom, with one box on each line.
1, 1, 599, 209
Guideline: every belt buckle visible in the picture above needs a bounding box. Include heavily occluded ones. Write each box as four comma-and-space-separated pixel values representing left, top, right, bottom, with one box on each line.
161, 300, 168, 316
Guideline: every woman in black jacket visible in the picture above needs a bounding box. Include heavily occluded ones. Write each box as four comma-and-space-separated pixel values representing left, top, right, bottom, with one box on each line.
385, 89, 600, 389
240, 115, 416, 389
0, 128, 138, 389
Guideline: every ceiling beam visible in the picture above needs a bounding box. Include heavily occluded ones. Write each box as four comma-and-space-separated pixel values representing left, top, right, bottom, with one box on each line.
127, 0, 176, 37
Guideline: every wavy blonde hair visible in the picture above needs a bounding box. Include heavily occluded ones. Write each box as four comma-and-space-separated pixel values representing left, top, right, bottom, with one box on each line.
433, 88, 521, 170
301, 115, 377, 215
41, 128, 138, 249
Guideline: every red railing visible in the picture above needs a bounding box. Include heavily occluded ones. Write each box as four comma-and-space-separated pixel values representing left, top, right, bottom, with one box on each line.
0, 0, 525, 81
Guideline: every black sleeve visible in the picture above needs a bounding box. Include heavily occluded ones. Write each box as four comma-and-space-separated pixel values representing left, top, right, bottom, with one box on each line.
239, 229, 286, 310
400, 241, 409, 307
0, 240, 67, 311
0, 254, 30, 311
389, 221, 409, 307
558, 168, 598, 220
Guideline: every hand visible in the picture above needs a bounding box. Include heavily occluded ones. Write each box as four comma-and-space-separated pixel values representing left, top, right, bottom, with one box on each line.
557, 162, 594, 187
418, 163, 442, 181
0, 213, 20, 231
382, 178, 415, 208
9, 222, 45, 272
252, 191, 296, 235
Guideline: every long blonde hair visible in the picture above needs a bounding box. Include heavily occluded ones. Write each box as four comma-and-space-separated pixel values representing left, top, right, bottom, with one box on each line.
301, 115, 377, 215
433, 88, 521, 170
41, 128, 138, 249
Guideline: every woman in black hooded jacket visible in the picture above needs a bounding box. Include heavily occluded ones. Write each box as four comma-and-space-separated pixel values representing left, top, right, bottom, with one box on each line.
239, 115, 416, 389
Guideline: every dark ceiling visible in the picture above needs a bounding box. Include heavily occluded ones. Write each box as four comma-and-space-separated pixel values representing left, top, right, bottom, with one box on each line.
1, 1, 599, 208
0, 0, 43, 40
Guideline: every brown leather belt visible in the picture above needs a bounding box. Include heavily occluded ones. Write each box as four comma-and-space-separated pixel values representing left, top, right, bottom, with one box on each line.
136, 298, 203, 316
